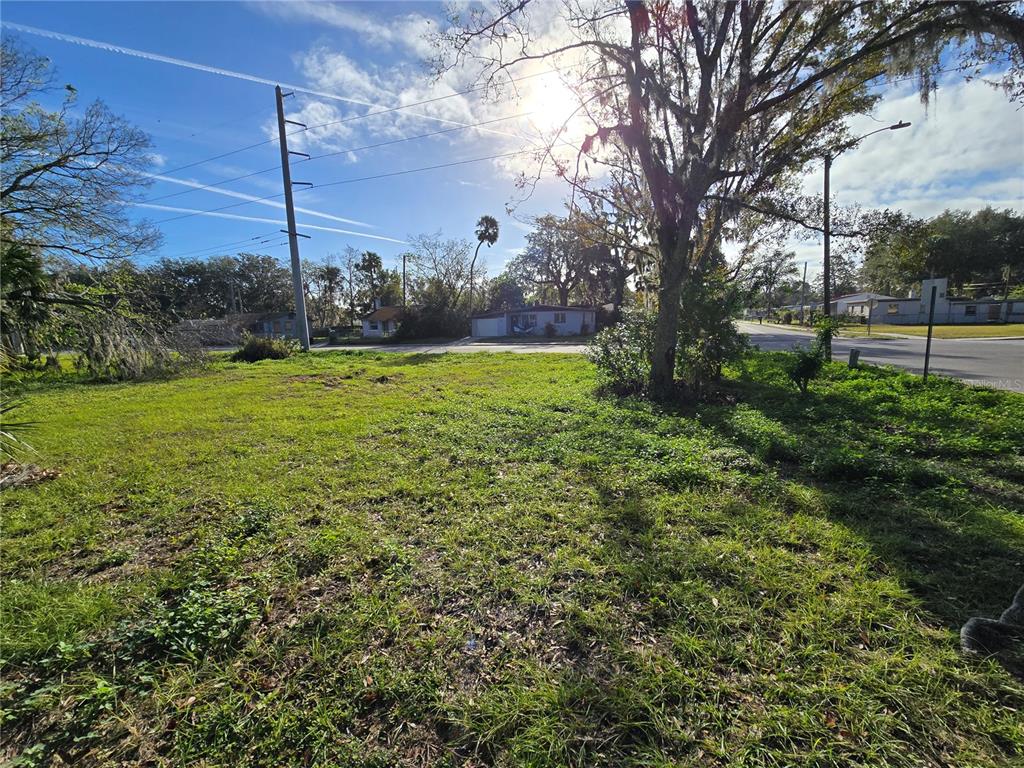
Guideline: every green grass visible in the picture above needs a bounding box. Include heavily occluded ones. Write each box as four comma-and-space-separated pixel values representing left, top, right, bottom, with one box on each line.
844, 323, 1024, 339
2, 351, 1023, 767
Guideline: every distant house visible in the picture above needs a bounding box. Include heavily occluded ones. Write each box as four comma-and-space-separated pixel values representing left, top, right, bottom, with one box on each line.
361, 306, 405, 338
847, 278, 1024, 325
830, 292, 899, 317
173, 311, 308, 345
253, 311, 306, 338
471, 305, 597, 338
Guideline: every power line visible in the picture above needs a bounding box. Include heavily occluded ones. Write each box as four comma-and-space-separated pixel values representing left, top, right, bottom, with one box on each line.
142, 111, 532, 205
153, 191, 284, 224
312, 149, 532, 191
157, 230, 285, 260
151, 148, 532, 226
155, 66, 569, 180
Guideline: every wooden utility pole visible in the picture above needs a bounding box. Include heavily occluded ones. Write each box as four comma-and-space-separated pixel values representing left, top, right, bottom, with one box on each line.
275, 85, 311, 351
402, 252, 407, 307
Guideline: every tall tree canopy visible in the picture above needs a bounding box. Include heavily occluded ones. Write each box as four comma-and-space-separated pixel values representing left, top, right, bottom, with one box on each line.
440, 1, 1024, 398
859, 207, 1024, 296
1, 38, 159, 262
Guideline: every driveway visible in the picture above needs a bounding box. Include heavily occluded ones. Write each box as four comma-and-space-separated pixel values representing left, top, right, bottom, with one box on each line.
737, 321, 1023, 392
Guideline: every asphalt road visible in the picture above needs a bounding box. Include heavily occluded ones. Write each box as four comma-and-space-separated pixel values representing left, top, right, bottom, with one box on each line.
316, 339, 589, 355
310, 324, 1023, 392
736, 321, 1023, 392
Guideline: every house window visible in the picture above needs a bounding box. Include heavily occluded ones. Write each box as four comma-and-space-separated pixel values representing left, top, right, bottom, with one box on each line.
272, 320, 283, 333
964, 305, 977, 316
887, 303, 899, 315
369, 320, 379, 330
554, 312, 566, 324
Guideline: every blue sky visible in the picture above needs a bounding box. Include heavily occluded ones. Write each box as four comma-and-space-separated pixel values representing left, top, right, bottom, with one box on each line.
3, 2, 1022, 279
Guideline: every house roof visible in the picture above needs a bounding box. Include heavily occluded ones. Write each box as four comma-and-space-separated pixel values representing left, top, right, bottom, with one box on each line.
471, 305, 597, 319
362, 306, 406, 322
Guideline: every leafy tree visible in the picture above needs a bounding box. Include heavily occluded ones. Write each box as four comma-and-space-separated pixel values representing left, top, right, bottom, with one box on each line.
469, 215, 499, 314
859, 207, 1024, 297
485, 272, 527, 311
146, 254, 291, 318
398, 233, 476, 338
440, 2, 1024, 399
1, 38, 159, 263
511, 214, 590, 306
741, 248, 798, 315
304, 258, 344, 328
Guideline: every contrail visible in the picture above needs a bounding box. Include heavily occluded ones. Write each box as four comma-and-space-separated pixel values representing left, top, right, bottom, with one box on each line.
3, 22, 523, 140
147, 174, 375, 229
133, 203, 408, 245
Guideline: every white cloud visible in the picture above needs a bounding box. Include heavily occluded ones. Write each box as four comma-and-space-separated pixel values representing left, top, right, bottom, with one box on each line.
802, 74, 1024, 218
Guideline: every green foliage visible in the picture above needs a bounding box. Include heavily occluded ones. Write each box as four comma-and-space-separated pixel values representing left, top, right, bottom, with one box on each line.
586, 307, 655, 395
230, 334, 296, 363
786, 317, 840, 395
860, 207, 1024, 296
676, 267, 747, 396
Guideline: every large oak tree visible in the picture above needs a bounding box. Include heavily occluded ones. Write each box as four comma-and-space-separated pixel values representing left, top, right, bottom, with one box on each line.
440, 1, 1024, 399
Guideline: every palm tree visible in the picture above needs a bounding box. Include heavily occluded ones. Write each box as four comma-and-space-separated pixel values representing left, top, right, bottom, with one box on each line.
469, 215, 499, 316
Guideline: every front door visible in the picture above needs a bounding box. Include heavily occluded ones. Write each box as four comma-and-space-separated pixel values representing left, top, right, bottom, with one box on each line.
988, 304, 1001, 321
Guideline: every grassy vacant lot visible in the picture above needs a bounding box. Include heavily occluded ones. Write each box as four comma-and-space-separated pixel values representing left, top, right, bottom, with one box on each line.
2, 352, 1023, 767
839, 323, 1024, 339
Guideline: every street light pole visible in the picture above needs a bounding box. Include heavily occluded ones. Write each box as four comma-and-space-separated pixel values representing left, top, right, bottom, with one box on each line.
822, 120, 910, 356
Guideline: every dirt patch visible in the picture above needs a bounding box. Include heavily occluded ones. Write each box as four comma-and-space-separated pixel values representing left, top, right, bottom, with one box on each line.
287, 373, 355, 388
1, 462, 61, 490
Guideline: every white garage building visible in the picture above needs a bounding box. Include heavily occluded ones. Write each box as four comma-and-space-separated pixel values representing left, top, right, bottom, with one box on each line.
471, 306, 597, 338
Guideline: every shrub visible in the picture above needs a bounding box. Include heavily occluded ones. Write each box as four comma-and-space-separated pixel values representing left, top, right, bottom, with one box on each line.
587, 308, 656, 395
782, 310, 793, 324
231, 334, 295, 363
786, 317, 840, 395
787, 347, 823, 395
393, 306, 466, 340
676, 268, 747, 397
544, 321, 557, 338
75, 318, 206, 381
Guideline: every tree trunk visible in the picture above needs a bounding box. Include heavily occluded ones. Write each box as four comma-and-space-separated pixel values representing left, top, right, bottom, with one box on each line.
558, 286, 570, 306
648, 241, 688, 400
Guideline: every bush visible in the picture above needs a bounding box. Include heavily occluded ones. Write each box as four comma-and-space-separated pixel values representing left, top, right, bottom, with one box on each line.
544, 321, 556, 338
587, 308, 656, 395
676, 268, 747, 397
782, 310, 793, 324
786, 317, 840, 395
231, 334, 295, 363
787, 347, 823, 395
393, 306, 466, 340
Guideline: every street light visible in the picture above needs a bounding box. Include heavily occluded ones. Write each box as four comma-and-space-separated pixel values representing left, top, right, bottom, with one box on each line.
822, 120, 910, 353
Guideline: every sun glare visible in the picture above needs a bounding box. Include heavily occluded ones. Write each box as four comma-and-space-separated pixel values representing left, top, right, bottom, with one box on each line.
525, 76, 586, 137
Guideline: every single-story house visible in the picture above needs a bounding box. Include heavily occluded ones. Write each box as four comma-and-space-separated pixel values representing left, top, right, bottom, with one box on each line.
831, 292, 899, 317
471, 305, 597, 338
361, 306, 405, 338
253, 311, 308, 338
847, 278, 1024, 325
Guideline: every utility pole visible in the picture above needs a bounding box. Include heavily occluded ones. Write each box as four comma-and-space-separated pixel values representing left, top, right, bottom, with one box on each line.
275, 85, 311, 352
402, 252, 407, 307
821, 120, 910, 358
923, 284, 938, 382
799, 261, 808, 326
348, 262, 355, 330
